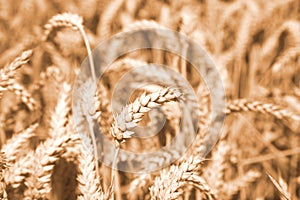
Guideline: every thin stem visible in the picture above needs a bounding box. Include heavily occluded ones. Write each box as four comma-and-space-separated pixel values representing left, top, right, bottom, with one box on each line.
241, 147, 300, 166
78, 26, 97, 83
108, 147, 120, 199
78, 25, 99, 176
87, 115, 99, 176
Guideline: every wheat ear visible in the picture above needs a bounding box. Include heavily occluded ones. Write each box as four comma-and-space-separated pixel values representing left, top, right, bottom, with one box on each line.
226, 99, 300, 123
0, 152, 7, 200
203, 140, 231, 195
149, 156, 215, 200
44, 13, 99, 175
110, 87, 181, 146
272, 46, 300, 73
77, 142, 105, 200
49, 82, 72, 138
98, 0, 125, 38
1, 123, 38, 163
0, 50, 37, 110
22, 135, 80, 199
44, 12, 96, 82
220, 170, 261, 199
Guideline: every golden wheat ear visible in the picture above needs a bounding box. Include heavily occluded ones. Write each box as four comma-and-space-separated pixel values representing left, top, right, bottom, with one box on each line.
150, 156, 216, 200
44, 12, 96, 82
0, 152, 7, 200
77, 135, 105, 200
226, 99, 300, 132
44, 13, 100, 176
110, 87, 182, 146
0, 50, 37, 110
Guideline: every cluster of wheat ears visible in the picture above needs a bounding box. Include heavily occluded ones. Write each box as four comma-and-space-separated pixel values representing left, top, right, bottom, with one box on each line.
0, 0, 299, 199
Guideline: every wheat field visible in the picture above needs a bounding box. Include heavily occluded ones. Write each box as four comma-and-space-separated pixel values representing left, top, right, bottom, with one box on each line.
0, 0, 300, 199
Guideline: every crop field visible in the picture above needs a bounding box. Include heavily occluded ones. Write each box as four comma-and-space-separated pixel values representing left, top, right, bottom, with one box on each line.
0, 0, 299, 199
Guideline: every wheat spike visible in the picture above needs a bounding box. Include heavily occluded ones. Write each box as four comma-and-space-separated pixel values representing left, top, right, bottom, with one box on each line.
22, 135, 80, 199
272, 46, 300, 73
149, 156, 215, 200
33, 65, 63, 90
7, 82, 37, 111
49, 82, 72, 138
127, 174, 152, 199
98, 0, 125, 38
226, 99, 300, 122
1, 123, 38, 163
77, 142, 105, 200
110, 87, 181, 146
122, 19, 164, 32
220, 170, 261, 199
44, 12, 96, 82
203, 140, 231, 196
0, 50, 32, 84
0, 50, 36, 110
44, 12, 83, 39
0, 152, 7, 200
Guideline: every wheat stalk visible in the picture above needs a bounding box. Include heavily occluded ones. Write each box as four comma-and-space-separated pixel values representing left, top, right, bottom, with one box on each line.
44, 12, 96, 82
267, 173, 291, 200
44, 13, 100, 176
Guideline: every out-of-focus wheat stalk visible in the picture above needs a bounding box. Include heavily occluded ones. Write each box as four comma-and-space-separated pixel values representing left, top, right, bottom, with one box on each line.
267, 173, 291, 200
44, 12, 100, 176
220, 170, 261, 199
